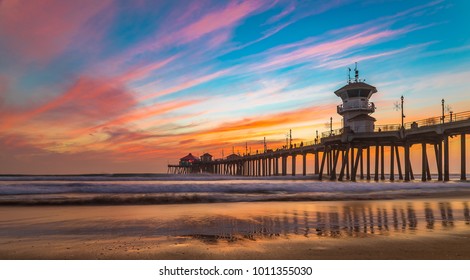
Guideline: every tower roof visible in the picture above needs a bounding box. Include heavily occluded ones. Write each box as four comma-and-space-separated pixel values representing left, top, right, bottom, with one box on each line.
349, 114, 376, 121
334, 82, 377, 96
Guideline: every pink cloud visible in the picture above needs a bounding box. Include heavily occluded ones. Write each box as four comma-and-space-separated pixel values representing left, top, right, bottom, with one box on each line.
117, 0, 267, 63
89, 99, 202, 133
178, 1, 264, 43
0, 77, 137, 131
255, 27, 406, 71
117, 55, 178, 83
266, 2, 296, 24
139, 68, 231, 101
0, 0, 112, 63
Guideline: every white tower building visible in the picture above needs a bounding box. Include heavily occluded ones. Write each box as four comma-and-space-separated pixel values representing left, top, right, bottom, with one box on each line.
335, 65, 377, 133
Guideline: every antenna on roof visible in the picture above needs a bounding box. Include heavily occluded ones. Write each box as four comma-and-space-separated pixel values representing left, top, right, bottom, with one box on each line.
348, 67, 351, 84
354, 62, 359, 82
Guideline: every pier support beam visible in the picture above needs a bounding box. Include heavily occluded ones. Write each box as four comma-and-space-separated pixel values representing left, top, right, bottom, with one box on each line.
258, 159, 261, 177
262, 158, 266, 176
380, 145, 385, 180
366, 146, 371, 180
395, 146, 403, 180
268, 157, 272, 176
436, 142, 443, 181
339, 147, 349, 181
444, 136, 450, 181
352, 147, 362, 182
275, 157, 279, 176
319, 150, 327, 181
282, 156, 287, 176
405, 143, 410, 182
462, 133, 467, 181
302, 153, 307, 176
360, 147, 364, 180
327, 150, 331, 176
330, 149, 340, 181
374, 144, 379, 181
350, 147, 355, 180
292, 155, 296, 176
422, 143, 428, 182
390, 144, 395, 181
314, 151, 319, 174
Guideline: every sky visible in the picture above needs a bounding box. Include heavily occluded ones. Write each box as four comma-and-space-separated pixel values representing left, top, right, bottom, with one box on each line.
1, 0, 470, 174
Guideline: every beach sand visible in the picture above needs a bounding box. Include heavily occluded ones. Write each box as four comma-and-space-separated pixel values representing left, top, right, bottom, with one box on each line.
1, 231, 470, 260
1, 196, 470, 260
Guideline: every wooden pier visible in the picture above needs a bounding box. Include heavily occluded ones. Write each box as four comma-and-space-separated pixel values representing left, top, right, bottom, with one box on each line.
168, 69, 469, 181
190, 112, 469, 182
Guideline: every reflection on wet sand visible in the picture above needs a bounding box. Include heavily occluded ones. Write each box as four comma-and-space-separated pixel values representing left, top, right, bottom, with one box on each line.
177, 200, 470, 243
1, 199, 470, 247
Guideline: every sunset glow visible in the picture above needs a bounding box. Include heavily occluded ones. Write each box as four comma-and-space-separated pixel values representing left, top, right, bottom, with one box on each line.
1, 0, 470, 174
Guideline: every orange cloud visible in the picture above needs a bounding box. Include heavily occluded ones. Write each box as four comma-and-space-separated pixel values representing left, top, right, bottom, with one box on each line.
91, 99, 202, 132
0, 77, 137, 132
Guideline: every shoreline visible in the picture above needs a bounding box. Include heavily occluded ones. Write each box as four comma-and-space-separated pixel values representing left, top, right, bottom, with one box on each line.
2, 188, 470, 206
1, 196, 470, 260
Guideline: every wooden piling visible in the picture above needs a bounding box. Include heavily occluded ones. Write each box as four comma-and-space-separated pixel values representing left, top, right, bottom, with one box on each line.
390, 144, 395, 181
375, 144, 380, 181
405, 143, 410, 182
380, 145, 385, 180
444, 136, 450, 181
422, 142, 427, 182
462, 134, 467, 181
366, 146, 371, 180
292, 155, 296, 176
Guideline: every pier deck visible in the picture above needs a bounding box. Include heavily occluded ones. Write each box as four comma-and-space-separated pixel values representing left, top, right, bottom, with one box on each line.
171, 111, 470, 182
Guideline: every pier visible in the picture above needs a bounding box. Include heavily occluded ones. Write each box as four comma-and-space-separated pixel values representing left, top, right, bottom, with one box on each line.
168, 67, 470, 182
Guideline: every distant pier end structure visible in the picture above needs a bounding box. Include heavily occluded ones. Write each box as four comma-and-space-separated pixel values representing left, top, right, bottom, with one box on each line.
169, 65, 469, 181
167, 153, 201, 174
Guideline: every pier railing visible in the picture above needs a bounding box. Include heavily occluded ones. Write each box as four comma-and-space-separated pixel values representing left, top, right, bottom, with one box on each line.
208, 110, 470, 160
404, 110, 470, 129
321, 128, 343, 138
337, 102, 375, 114
375, 124, 401, 132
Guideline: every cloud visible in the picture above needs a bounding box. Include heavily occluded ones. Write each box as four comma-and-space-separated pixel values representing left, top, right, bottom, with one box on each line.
177, 1, 265, 44
0, 77, 138, 132
139, 68, 232, 101
117, 55, 178, 83
90, 99, 202, 132
314, 43, 433, 70
0, 0, 113, 63
253, 27, 407, 72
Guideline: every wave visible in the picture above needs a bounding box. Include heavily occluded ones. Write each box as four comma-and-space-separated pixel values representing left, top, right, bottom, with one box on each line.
1, 175, 470, 205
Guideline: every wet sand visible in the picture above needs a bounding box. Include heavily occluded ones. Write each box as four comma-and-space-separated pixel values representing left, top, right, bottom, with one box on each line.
1, 196, 470, 260
1, 231, 470, 260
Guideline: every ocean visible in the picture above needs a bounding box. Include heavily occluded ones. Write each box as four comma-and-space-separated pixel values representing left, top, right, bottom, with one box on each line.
1, 174, 470, 259
0, 174, 469, 205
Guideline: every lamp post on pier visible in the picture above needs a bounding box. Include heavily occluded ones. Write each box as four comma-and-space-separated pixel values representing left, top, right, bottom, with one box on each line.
330, 117, 333, 136
394, 95, 405, 129
441, 99, 445, 124
401, 96, 405, 128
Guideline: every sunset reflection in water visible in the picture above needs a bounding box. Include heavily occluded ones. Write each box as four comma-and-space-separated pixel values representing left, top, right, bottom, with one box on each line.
1, 199, 469, 244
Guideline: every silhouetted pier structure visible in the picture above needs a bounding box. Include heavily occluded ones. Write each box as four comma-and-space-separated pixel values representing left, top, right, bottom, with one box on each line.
169, 67, 469, 181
